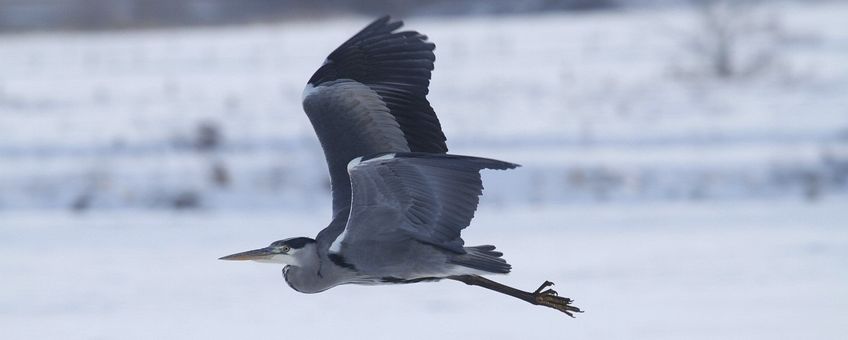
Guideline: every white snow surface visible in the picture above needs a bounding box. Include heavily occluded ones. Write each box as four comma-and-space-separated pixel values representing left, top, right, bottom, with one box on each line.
1, 2, 847, 209
1, 3, 847, 339
1, 200, 846, 339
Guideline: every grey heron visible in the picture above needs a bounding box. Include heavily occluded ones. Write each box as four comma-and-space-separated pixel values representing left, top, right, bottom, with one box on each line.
220, 16, 582, 317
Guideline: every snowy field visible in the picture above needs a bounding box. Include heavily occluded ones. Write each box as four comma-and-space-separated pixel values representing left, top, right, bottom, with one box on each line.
1, 1, 848, 339
1, 200, 847, 339
1, 2, 847, 209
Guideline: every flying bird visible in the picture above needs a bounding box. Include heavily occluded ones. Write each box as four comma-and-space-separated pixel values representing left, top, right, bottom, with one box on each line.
220, 16, 581, 317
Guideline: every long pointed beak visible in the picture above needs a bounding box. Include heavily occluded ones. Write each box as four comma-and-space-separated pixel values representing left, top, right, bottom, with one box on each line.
219, 247, 274, 261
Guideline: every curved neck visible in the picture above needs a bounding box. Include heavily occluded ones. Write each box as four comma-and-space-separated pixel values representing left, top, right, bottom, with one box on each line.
283, 245, 355, 294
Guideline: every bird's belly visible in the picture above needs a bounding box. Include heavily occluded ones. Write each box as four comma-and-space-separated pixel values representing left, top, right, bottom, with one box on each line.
348, 276, 443, 286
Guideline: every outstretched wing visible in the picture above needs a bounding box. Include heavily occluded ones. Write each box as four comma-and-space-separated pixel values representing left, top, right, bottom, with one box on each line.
304, 16, 447, 213
333, 153, 519, 255
308, 16, 447, 155
303, 16, 448, 253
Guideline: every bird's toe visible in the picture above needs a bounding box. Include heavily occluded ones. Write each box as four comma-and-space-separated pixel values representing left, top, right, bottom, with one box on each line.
531, 282, 582, 317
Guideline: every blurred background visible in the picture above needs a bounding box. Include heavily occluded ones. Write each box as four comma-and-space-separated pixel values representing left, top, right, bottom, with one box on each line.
1, 0, 846, 339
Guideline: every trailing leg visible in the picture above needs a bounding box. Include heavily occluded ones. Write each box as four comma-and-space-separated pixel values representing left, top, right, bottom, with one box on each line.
450, 275, 582, 317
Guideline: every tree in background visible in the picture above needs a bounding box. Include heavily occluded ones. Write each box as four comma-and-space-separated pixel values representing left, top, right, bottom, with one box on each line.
680, 0, 786, 79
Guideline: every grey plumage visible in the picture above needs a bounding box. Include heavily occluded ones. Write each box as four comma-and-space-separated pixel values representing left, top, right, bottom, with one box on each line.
302, 80, 410, 214
307, 16, 446, 154
341, 153, 518, 254
452, 245, 511, 274
331, 153, 517, 280
303, 16, 447, 259
220, 16, 583, 317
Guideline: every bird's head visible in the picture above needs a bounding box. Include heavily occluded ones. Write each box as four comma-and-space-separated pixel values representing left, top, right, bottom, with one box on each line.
219, 237, 316, 266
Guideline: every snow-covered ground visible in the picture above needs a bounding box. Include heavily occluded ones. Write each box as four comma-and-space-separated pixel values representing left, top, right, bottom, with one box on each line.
1, 2, 847, 339
1, 200, 846, 339
1, 2, 847, 210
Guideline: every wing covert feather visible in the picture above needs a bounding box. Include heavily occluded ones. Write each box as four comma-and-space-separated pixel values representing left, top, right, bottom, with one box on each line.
339, 153, 519, 254
303, 80, 410, 215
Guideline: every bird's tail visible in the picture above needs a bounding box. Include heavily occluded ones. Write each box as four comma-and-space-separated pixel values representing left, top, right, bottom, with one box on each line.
451, 245, 512, 274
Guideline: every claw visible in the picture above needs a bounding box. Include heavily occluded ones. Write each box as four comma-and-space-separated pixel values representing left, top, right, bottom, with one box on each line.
533, 281, 555, 294
531, 281, 583, 317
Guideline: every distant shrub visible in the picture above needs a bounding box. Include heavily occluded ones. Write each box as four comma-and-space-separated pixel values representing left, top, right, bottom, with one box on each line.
676, 0, 787, 79
194, 120, 223, 152
171, 191, 202, 210
209, 160, 231, 188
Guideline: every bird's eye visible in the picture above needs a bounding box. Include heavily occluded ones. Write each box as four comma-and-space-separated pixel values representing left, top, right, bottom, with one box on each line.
281, 245, 291, 253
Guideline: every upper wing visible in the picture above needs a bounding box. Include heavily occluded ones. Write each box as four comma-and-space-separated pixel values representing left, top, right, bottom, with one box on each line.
303, 17, 447, 252
304, 17, 449, 251
303, 80, 410, 214
334, 153, 519, 255
307, 16, 448, 155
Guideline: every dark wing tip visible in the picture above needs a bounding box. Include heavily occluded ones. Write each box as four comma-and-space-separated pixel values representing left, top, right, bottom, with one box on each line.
363, 15, 400, 34
307, 16, 448, 154
375, 14, 392, 24
307, 15, 430, 87
475, 157, 520, 171
363, 152, 520, 170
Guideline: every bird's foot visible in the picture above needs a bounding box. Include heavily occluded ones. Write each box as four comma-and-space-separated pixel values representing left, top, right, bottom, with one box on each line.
531, 281, 583, 317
